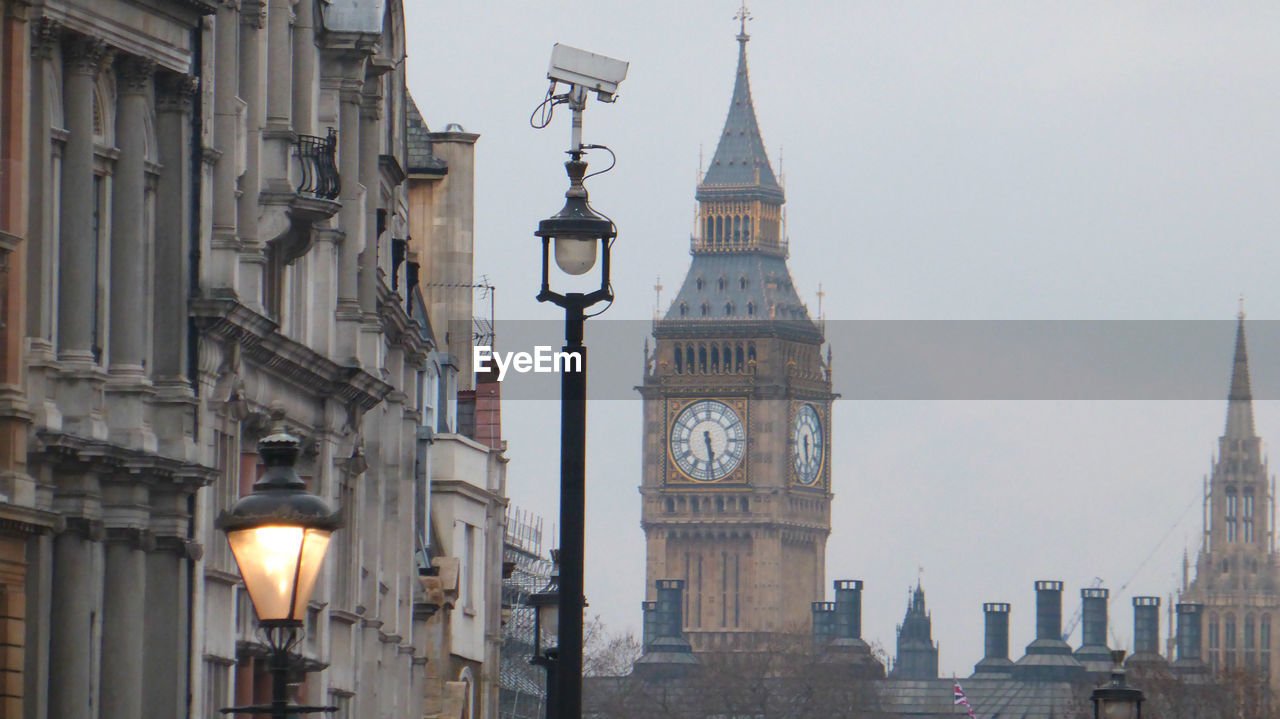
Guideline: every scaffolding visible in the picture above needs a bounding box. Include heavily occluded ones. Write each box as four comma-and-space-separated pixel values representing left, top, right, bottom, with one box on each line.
499, 506, 553, 719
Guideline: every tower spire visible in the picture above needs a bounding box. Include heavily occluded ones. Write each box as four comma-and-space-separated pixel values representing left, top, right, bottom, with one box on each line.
1225, 310, 1255, 440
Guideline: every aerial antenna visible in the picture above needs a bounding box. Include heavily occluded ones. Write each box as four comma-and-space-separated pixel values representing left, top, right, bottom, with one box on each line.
653, 276, 663, 320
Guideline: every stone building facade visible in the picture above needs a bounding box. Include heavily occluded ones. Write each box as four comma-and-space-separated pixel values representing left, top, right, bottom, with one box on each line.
12, 0, 495, 718
638, 24, 834, 652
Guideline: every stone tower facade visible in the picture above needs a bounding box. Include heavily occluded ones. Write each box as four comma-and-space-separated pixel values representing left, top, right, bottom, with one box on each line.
891, 583, 940, 679
1183, 314, 1280, 686
638, 23, 834, 653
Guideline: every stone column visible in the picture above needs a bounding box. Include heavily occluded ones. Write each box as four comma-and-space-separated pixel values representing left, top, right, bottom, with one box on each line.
152, 71, 196, 382
335, 76, 364, 360
357, 85, 380, 317
210, 1, 240, 289
107, 55, 153, 376
261, 0, 293, 188
57, 33, 110, 363
291, 0, 316, 135
48, 520, 100, 719
143, 485, 196, 719
236, 1, 267, 307
100, 522, 148, 719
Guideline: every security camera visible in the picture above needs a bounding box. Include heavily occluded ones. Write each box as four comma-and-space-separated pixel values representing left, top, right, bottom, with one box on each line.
548, 43, 630, 102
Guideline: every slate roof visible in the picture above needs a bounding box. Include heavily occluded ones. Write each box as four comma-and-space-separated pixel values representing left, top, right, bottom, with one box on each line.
662, 252, 813, 327
406, 93, 447, 175
698, 35, 783, 202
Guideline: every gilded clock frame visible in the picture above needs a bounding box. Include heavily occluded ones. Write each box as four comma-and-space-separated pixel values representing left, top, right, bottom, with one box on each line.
789, 400, 829, 490
664, 396, 750, 488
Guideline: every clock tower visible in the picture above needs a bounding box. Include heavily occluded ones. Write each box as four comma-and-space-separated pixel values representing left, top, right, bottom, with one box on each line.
639, 21, 834, 652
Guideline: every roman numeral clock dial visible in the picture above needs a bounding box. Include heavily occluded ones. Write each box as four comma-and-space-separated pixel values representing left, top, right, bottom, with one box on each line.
793, 403, 824, 486
669, 399, 746, 482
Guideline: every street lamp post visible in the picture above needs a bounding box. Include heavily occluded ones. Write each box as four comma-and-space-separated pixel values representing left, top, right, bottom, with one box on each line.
527, 550, 561, 719
1090, 650, 1145, 719
534, 44, 627, 719
217, 430, 342, 717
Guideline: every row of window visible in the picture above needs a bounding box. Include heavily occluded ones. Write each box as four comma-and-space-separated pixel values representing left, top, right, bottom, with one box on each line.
664, 495, 751, 514
704, 215, 753, 246
671, 341, 757, 374
677, 300, 757, 318
1207, 612, 1272, 650
695, 276, 750, 292
1208, 649, 1271, 678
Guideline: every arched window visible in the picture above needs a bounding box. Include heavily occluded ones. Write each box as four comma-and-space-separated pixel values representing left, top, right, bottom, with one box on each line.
747, 343, 756, 364
686, 346, 695, 373
1227, 487, 1238, 542
735, 346, 744, 371
715, 497, 724, 512
744, 216, 752, 242
1263, 614, 1272, 649
665, 498, 674, 512
746, 302, 755, 317
705, 216, 714, 242
1227, 614, 1237, 649
739, 276, 748, 290
679, 302, 688, 317
1210, 613, 1220, 648
710, 346, 720, 373
725, 302, 733, 316
673, 346, 682, 373
1247, 614, 1256, 650
739, 497, 749, 512
698, 346, 707, 373
700, 302, 709, 317
717, 277, 726, 291
733, 216, 741, 243
696, 277, 704, 291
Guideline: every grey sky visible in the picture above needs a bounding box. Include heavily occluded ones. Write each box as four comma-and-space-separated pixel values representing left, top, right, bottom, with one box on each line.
405, 1, 1280, 676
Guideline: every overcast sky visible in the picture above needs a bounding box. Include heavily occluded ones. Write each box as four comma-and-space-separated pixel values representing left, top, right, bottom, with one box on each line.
404, 1, 1280, 676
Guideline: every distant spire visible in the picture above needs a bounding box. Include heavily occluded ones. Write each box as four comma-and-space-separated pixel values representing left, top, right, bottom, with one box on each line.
699, 10, 782, 196
1225, 311, 1256, 439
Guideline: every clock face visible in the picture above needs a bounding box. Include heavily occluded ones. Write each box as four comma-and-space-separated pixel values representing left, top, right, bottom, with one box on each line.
793, 404, 824, 486
669, 400, 746, 482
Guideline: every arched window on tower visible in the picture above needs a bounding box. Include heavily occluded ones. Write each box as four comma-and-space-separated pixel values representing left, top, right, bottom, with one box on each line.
746, 302, 755, 317
700, 302, 709, 317
686, 346, 695, 373
744, 216, 752, 243
1227, 487, 1238, 542
710, 346, 720, 373
715, 216, 723, 245
1210, 613, 1221, 673
725, 303, 733, 316
735, 345, 744, 371
733, 216, 741, 243
696, 277, 704, 291
1245, 486, 1255, 542
1247, 614, 1256, 654
705, 216, 714, 243
673, 346, 682, 374
698, 345, 707, 373
679, 302, 688, 317
1265, 614, 1274, 679
747, 343, 756, 364
739, 276, 748, 290
717, 277, 726, 291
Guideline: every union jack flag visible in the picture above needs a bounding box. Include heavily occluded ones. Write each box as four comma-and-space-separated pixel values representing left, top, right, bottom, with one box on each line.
953, 682, 976, 718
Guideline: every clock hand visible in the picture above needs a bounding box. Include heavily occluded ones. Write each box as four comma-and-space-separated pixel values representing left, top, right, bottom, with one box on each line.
803, 436, 809, 464
703, 430, 714, 479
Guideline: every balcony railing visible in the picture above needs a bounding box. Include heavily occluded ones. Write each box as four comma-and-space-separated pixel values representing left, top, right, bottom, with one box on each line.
297, 128, 340, 200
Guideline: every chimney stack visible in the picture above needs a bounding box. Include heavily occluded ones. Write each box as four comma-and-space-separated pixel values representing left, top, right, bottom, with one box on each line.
973, 603, 1013, 676
834, 579, 864, 640
1013, 580, 1085, 681
1126, 596, 1167, 669
1172, 603, 1208, 678
817, 580, 884, 678
1074, 587, 1112, 673
1035, 580, 1063, 640
812, 601, 836, 643
633, 580, 697, 678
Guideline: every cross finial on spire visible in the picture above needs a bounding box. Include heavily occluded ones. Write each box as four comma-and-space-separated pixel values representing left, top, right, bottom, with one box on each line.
1239, 293, 1246, 321
735, 1, 752, 44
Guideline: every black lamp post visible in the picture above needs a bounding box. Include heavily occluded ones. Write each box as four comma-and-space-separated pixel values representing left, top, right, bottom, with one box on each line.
1090, 650, 1145, 719
535, 132, 616, 719
527, 550, 561, 719
217, 430, 342, 717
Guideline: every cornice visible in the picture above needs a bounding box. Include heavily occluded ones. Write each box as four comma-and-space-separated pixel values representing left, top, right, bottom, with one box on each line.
31, 430, 217, 486
190, 296, 392, 411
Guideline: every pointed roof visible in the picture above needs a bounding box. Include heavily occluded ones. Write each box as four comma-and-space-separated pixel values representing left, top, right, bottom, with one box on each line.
698, 32, 783, 200
1224, 312, 1256, 440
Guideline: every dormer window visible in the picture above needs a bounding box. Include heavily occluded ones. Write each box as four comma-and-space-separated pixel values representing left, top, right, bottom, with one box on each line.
700, 302, 709, 317
717, 278, 726, 291
724, 303, 733, 316
747, 302, 755, 317
739, 276, 748, 290
679, 303, 688, 317
696, 277, 704, 291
